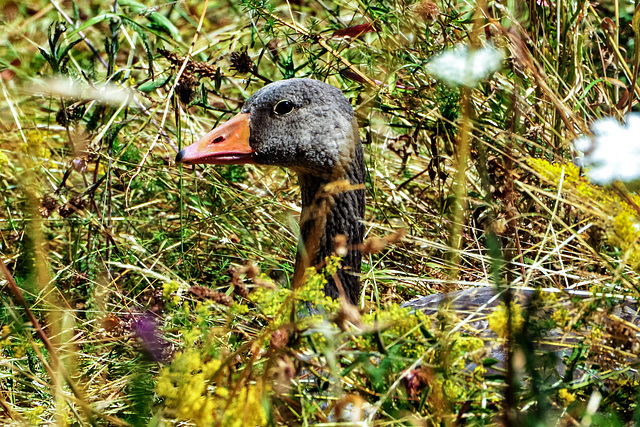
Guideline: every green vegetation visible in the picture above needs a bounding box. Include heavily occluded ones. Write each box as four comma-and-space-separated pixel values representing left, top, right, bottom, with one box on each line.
1, 0, 640, 425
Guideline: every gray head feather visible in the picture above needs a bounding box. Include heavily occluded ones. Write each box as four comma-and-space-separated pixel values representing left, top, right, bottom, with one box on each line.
241, 78, 358, 178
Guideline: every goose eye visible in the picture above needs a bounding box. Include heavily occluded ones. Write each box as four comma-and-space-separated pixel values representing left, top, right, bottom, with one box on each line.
273, 100, 294, 115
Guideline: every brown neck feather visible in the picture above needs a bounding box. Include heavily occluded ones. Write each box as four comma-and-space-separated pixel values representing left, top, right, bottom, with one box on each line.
293, 144, 365, 304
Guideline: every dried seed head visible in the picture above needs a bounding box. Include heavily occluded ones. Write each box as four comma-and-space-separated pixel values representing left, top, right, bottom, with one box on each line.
233, 282, 248, 299
332, 23, 375, 38
229, 48, 254, 75
362, 237, 386, 255
188, 285, 232, 306
362, 229, 406, 255
253, 276, 276, 289
159, 48, 218, 79
266, 39, 281, 62
56, 103, 86, 126
402, 367, 432, 398
333, 299, 362, 331
176, 73, 197, 105
69, 195, 87, 210
59, 195, 86, 218
72, 157, 87, 172
58, 204, 74, 218
414, 0, 439, 23
244, 262, 260, 279
331, 395, 367, 423
384, 228, 406, 244
40, 194, 58, 218
212, 291, 232, 306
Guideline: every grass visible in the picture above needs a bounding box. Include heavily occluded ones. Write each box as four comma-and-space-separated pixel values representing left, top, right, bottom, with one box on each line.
1, 0, 640, 425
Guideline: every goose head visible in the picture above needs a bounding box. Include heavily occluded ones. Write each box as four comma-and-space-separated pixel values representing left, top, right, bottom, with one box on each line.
175, 78, 360, 180
176, 78, 365, 304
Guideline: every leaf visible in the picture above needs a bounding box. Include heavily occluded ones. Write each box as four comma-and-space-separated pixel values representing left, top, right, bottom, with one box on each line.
58, 38, 84, 64
332, 23, 375, 38
123, 20, 154, 78
482, 357, 500, 367
66, 13, 119, 39
137, 75, 171, 92
633, 5, 640, 35
38, 47, 52, 64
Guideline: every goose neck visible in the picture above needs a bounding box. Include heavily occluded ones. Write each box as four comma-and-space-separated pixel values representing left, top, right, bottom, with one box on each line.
294, 145, 365, 304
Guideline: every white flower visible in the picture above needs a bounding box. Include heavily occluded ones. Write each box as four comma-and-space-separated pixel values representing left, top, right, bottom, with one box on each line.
425, 44, 504, 87
574, 113, 640, 185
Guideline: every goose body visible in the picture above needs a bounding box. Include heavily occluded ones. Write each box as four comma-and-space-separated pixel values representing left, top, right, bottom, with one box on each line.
174, 78, 640, 352
176, 79, 365, 304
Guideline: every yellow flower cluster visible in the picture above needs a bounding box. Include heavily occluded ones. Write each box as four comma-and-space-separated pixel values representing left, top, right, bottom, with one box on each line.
611, 211, 640, 266
154, 258, 357, 426
156, 347, 267, 426
19, 131, 51, 169
251, 284, 294, 319
1, 325, 30, 358
162, 281, 182, 307
25, 406, 44, 425
250, 259, 341, 327
551, 306, 570, 329
488, 302, 524, 338
156, 348, 222, 425
558, 388, 575, 406
355, 305, 432, 359
219, 384, 267, 427
528, 158, 581, 185
1, 325, 10, 344
449, 334, 485, 369
528, 158, 640, 269
442, 378, 465, 401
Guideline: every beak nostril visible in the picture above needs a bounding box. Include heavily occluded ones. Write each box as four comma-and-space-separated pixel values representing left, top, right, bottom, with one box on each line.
212, 136, 224, 144
175, 150, 186, 163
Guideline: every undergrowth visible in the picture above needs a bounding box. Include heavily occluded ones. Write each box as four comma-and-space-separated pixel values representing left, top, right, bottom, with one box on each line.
1, 0, 640, 425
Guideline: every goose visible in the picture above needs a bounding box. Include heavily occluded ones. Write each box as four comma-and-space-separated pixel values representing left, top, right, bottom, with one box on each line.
174, 78, 640, 331
176, 78, 365, 304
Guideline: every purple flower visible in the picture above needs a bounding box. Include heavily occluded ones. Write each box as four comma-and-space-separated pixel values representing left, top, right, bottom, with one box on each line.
133, 313, 168, 363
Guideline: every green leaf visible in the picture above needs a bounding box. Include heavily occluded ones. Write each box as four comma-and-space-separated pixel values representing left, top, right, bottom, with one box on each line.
58, 38, 83, 64
123, 19, 154, 78
137, 75, 171, 92
66, 13, 120, 39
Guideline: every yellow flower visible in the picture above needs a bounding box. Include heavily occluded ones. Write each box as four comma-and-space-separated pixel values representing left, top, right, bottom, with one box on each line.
558, 388, 575, 406
26, 406, 44, 425
488, 302, 524, 338
551, 307, 570, 328
215, 387, 229, 398
450, 335, 484, 369
162, 281, 181, 306
156, 348, 222, 426
222, 384, 267, 427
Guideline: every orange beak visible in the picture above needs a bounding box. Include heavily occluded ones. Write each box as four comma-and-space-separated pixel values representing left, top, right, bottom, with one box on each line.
175, 113, 255, 165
